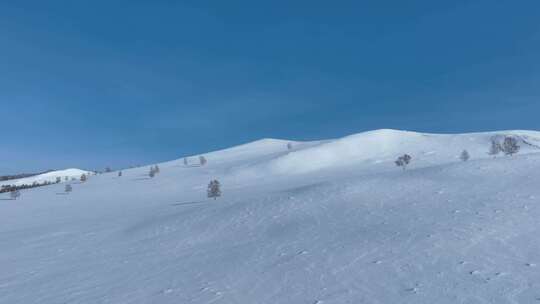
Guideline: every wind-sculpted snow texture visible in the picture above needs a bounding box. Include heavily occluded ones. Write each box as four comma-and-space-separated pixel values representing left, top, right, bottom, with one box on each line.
2, 129, 540, 303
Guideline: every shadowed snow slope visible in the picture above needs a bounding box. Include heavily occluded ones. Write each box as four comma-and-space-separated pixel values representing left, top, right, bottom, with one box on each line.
1, 129, 540, 304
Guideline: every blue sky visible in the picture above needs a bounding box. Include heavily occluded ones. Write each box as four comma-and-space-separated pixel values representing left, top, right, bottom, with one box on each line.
1, 0, 539, 173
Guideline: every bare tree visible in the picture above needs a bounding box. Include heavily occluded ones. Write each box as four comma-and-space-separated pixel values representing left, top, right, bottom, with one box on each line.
10, 189, 20, 200
502, 136, 520, 156
460, 150, 470, 162
199, 156, 207, 166
488, 138, 501, 157
80, 174, 87, 182
65, 184, 72, 193
207, 180, 221, 200
395, 154, 412, 170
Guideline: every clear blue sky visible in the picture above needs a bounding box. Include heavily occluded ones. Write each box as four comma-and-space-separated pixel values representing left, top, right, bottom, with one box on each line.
1, 0, 539, 173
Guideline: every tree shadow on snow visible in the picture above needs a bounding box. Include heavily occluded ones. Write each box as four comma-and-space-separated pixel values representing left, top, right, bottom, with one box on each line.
176, 164, 202, 168
170, 201, 206, 206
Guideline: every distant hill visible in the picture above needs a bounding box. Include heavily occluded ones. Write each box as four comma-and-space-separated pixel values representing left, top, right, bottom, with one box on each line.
1, 168, 92, 187
0, 170, 54, 182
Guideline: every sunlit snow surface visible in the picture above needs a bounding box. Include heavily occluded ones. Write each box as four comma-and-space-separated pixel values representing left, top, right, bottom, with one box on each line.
2, 129, 540, 303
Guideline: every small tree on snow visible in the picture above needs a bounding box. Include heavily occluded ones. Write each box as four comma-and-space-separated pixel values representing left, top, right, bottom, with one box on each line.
10, 189, 20, 200
488, 138, 501, 157
395, 154, 412, 170
149, 167, 156, 178
460, 150, 470, 162
207, 180, 221, 200
80, 174, 87, 182
118, 171, 122, 177
502, 136, 520, 156
183, 157, 188, 166
65, 184, 72, 193
287, 142, 293, 151
154, 165, 160, 174
55, 177, 61, 183
199, 156, 207, 166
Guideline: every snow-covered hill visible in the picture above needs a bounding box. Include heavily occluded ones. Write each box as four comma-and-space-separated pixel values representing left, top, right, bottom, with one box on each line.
2, 129, 540, 303
1, 168, 92, 187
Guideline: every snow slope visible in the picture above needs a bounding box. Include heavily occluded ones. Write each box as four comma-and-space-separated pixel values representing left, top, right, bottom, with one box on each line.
2, 129, 540, 303
1, 168, 92, 187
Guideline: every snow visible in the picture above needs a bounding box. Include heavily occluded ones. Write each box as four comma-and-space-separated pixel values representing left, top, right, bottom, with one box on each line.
1, 168, 92, 187
2, 129, 540, 303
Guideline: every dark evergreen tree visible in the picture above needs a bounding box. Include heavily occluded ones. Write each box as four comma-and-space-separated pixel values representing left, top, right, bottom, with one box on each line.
488, 138, 501, 157
460, 150, 470, 162
395, 154, 412, 170
502, 136, 520, 156
207, 180, 221, 200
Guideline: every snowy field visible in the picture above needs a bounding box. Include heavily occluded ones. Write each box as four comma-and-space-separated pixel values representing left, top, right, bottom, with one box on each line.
2, 129, 540, 303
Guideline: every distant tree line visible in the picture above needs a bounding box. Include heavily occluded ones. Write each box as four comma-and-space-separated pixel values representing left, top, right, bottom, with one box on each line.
0, 179, 60, 194
0, 170, 54, 182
